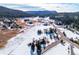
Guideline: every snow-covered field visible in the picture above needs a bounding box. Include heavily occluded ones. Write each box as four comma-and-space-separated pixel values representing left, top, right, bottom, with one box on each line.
58, 27, 79, 40
44, 41, 79, 55
73, 46, 79, 55
0, 22, 79, 55
43, 42, 70, 55
0, 24, 55, 55
43, 24, 79, 55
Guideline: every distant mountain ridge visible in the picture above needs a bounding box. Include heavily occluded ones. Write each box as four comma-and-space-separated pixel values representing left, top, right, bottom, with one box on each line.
0, 6, 31, 17
0, 6, 79, 18
26, 11, 57, 16
0, 6, 58, 17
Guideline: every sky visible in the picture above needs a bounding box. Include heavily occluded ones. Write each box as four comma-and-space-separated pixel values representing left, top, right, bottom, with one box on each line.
0, 0, 79, 12
0, 0, 79, 4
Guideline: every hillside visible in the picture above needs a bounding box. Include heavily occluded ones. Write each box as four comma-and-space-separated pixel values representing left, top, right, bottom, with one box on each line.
26, 11, 57, 17
0, 6, 31, 17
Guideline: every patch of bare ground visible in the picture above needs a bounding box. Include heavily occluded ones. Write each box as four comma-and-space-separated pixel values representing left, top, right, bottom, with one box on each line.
0, 29, 19, 48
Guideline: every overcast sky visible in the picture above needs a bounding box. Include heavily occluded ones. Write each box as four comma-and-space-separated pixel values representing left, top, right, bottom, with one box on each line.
0, 0, 79, 12
0, 0, 79, 4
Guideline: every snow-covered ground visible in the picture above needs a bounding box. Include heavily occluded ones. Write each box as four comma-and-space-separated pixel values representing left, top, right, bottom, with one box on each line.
44, 39, 79, 55
73, 46, 79, 55
0, 24, 55, 55
43, 22, 79, 55
54, 24, 79, 40
43, 42, 70, 55
0, 25, 34, 55
58, 27, 79, 40
0, 22, 79, 55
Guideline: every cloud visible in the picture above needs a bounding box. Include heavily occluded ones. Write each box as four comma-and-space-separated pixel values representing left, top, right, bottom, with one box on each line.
36, 3, 79, 12
0, 3, 79, 12
0, 0, 79, 4
0, 3, 46, 11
